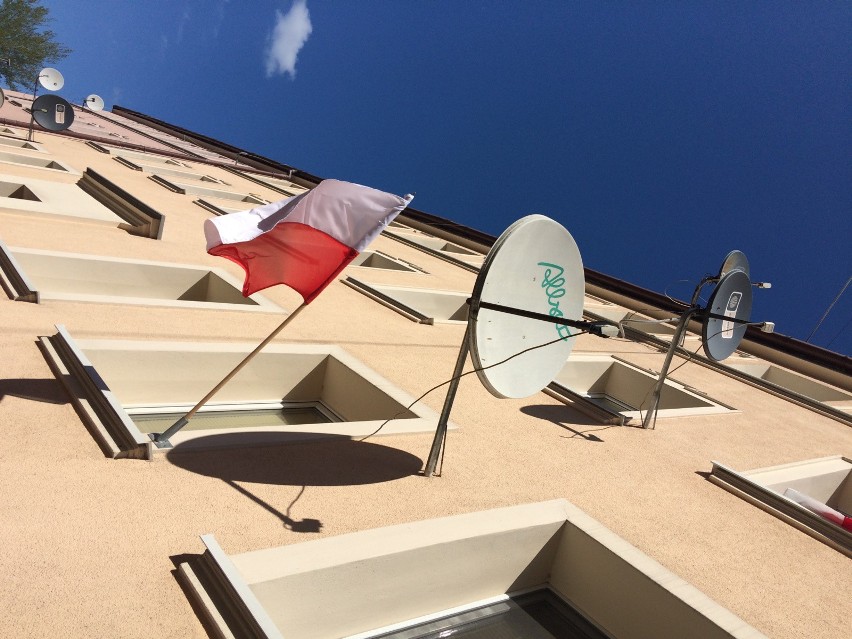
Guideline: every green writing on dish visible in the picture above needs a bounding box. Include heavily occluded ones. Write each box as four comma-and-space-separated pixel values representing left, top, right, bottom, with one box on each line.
538, 261, 573, 341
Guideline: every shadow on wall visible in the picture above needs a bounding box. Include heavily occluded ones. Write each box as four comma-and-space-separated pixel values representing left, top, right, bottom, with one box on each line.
167, 434, 423, 533
0, 378, 70, 404
521, 404, 612, 442
166, 433, 423, 486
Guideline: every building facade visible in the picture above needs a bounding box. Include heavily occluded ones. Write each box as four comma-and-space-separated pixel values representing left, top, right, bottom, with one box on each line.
0, 88, 850, 638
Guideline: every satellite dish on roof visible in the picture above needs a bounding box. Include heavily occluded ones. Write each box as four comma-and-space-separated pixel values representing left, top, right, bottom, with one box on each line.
38, 67, 64, 91
469, 215, 585, 398
702, 268, 753, 362
718, 250, 750, 278
31, 94, 74, 132
84, 94, 104, 111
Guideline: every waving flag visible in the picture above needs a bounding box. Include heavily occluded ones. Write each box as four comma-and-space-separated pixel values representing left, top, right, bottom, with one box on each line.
204, 179, 412, 303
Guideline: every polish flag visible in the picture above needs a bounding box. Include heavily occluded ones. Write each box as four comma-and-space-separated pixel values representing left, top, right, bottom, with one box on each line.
784, 488, 852, 532
204, 179, 412, 303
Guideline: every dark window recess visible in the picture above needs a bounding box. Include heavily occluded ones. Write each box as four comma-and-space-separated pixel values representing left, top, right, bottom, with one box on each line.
0, 182, 40, 201
373, 589, 609, 639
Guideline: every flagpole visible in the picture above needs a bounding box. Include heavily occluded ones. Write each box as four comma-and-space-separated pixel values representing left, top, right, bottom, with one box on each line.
150, 303, 308, 448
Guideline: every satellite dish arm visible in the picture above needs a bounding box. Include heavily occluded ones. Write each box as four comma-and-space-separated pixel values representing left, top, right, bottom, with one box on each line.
472, 299, 617, 338
690, 276, 719, 306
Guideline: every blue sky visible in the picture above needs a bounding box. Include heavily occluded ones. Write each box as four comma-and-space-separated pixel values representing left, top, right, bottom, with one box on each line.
36, 1, 852, 355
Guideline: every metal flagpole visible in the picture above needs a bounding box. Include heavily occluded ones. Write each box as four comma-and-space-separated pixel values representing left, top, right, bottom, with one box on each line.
150, 303, 308, 448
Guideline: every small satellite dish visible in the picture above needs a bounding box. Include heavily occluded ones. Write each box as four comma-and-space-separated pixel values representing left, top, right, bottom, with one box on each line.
718, 250, 750, 278
38, 67, 64, 91
469, 214, 585, 398
0, 87, 4, 109
31, 94, 74, 132
702, 268, 753, 361
84, 94, 104, 111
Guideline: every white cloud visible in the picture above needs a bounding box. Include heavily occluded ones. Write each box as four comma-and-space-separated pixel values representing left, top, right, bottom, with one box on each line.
264, 0, 313, 79
211, 0, 230, 38
176, 6, 191, 44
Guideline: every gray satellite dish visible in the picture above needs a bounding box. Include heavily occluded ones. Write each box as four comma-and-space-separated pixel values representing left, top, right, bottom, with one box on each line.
718, 250, 750, 278
702, 268, 753, 361
469, 215, 585, 398
31, 94, 74, 132
38, 67, 64, 91
84, 94, 105, 111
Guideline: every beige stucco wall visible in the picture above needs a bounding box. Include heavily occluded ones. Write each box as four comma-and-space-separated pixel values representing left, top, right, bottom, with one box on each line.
0, 109, 849, 639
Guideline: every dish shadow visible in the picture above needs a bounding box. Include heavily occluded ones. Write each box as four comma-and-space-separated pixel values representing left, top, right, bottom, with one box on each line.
166, 432, 424, 486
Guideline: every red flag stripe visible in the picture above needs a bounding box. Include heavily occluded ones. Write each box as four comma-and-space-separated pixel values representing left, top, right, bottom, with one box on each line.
208, 222, 357, 303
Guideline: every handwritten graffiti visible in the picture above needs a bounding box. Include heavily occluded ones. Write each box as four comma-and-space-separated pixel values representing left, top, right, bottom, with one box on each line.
538, 262, 573, 341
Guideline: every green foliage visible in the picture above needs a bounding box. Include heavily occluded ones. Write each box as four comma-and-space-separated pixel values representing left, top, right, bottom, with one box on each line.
0, 0, 71, 90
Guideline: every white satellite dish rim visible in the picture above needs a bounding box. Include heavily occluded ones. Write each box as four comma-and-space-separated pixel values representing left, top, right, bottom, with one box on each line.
469, 214, 585, 399
38, 67, 64, 91
701, 268, 753, 362
719, 249, 750, 278
85, 94, 105, 111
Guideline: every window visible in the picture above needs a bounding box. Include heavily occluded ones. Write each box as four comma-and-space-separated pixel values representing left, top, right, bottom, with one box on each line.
349, 251, 424, 273
547, 354, 733, 425
583, 306, 696, 342
0, 169, 148, 234
114, 156, 229, 184
724, 361, 852, 410
41, 327, 443, 458
0, 136, 40, 151
710, 456, 852, 557
235, 171, 309, 197
384, 228, 484, 270
391, 230, 481, 256
76, 168, 165, 239
86, 143, 194, 168
179, 499, 764, 639
0, 149, 77, 173
343, 277, 469, 324
0, 181, 40, 201
0, 245, 281, 311
193, 198, 249, 216
150, 174, 268, 204
371, 590, 607, 639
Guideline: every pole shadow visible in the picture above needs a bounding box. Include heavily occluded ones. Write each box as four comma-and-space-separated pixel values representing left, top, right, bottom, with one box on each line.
520, 404, 615, 442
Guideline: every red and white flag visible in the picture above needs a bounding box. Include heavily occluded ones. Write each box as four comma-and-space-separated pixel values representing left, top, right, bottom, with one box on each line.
204, 179, 412, 303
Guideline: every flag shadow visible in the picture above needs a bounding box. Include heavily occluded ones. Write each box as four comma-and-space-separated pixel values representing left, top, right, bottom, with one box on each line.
166, 434, 422, 533
165, 433, 423, 487
0, 378, 70, 405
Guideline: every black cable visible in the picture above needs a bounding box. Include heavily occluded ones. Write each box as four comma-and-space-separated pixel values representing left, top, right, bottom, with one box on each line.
358, 330, 591, 443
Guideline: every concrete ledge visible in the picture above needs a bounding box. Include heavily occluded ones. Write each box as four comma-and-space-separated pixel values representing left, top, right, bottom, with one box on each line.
180, 499, 768, 639
710, 457, 852, 558
39, 326, 446, 458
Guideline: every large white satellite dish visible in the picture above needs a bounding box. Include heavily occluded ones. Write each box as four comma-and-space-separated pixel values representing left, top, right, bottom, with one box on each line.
424, 214, 617, 476
84, 94, 105, 111
38, 67, 64, 91
469, 215, 585, 398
